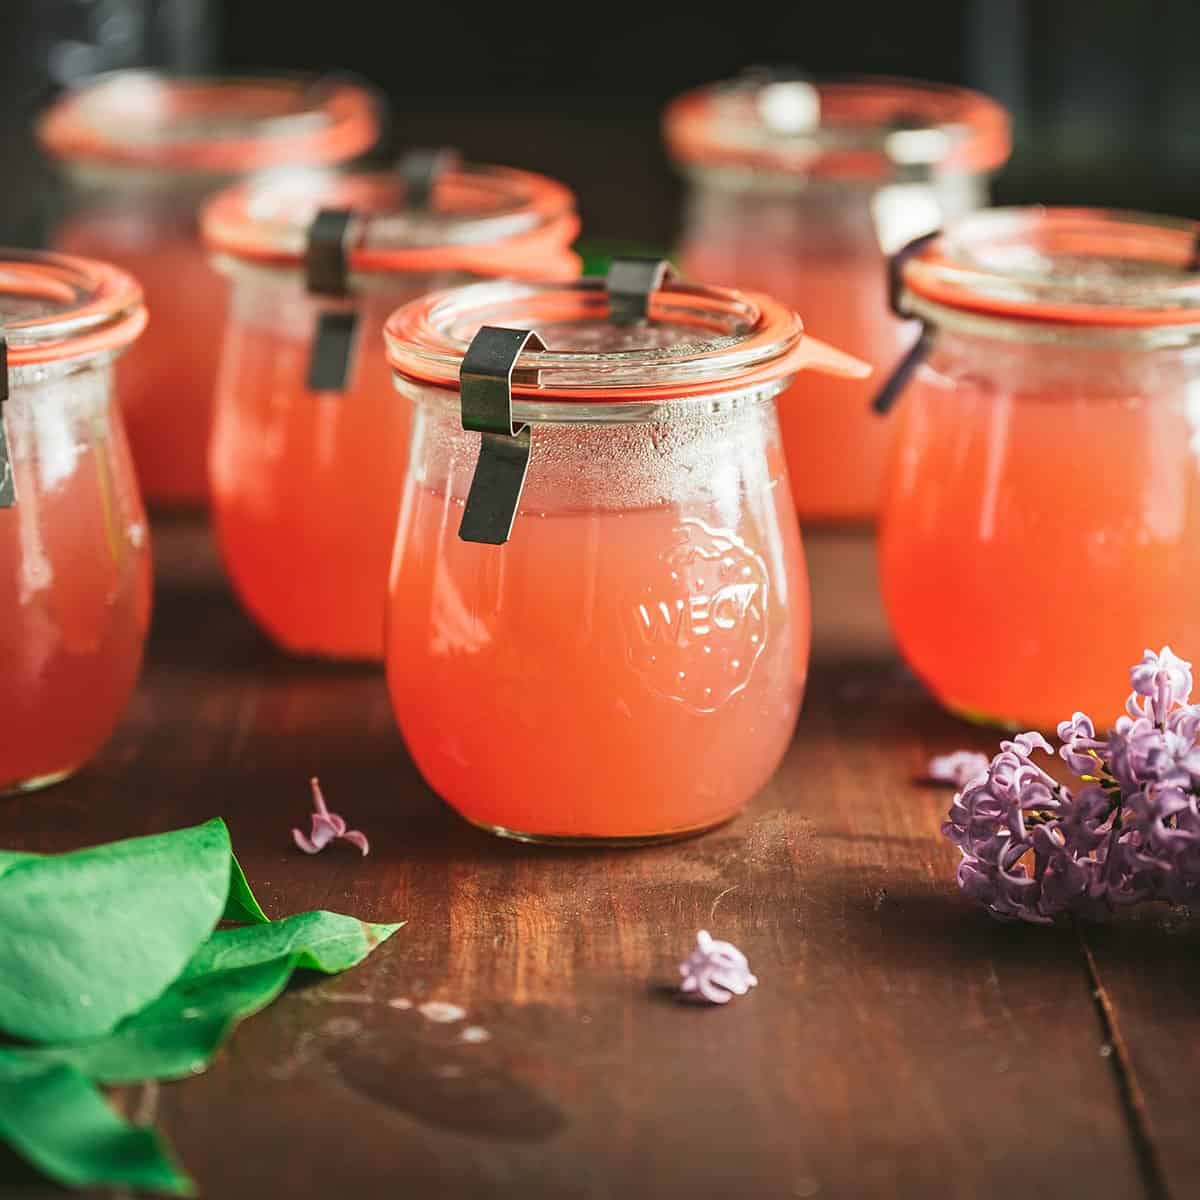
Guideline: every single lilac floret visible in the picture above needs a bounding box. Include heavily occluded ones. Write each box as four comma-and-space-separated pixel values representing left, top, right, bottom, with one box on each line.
293, 777, 370, 857
1058, 712, 1105, 774
1001, 731, 1055, 759
1129, 646, 1193, 725
679, 931, 758, 1005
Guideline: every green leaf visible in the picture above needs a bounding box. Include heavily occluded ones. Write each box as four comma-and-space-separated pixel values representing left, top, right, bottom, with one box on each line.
19, 960, 295, 1085
13, 913, 403, 1085
0, 1054, 194, 1196
223, 853, 271, 924
182, 911, 404, 979
0, 819, 232, 1042
0, 849, 38, 882
0, 818, 404, 1196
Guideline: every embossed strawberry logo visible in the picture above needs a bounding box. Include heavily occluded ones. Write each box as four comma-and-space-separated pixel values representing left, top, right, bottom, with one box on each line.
626, 518, 769, 713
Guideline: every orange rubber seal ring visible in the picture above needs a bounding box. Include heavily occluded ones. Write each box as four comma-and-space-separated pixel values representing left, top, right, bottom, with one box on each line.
386, 283, 870, 402
903, 210, 1200, 327
664, 76, 1011, 182
1, 253, 146, 366
38, 74, 379, 174
203, 168, 580, 281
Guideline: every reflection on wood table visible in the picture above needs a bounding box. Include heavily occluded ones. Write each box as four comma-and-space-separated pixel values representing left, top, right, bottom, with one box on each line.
1, 522, 1195, 1200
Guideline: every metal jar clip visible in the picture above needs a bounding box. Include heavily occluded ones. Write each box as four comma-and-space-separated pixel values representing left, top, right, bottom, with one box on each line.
0, 339, 13, 508
872, 230, 941, 415
458, 326, 546, 546
399, 146, 460, 209
305, 206, 362, 393
606, 257, 675, 325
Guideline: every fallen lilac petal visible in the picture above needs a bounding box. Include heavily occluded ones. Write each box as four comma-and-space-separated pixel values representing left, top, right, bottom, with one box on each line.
340, 829, 370, 856
293, 777, 369, 856
292, 828, 323, 855
310, 777, 333, 817
927, 751, 990, 789
679, 930, 758, 1005
310, 813, 344, 846
294, 811, 339, 854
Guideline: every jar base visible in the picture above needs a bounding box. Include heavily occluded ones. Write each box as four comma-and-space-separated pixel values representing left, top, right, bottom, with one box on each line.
798, 514, 877, 531
467, 813, 735, 848
271, 644, 384, 667
1, 768, 75, 798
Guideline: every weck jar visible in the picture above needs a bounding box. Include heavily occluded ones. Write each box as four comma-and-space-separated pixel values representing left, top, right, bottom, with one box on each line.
202, 159, 581, 661
664, 72, 1010, 522
37, 70, 380, 506
383, 266, 869, 844
0, 249, 151, 793
878, 207, 1200, 730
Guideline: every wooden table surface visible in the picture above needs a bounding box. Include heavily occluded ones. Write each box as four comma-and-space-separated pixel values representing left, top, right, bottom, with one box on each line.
2, 521, 1197, 1200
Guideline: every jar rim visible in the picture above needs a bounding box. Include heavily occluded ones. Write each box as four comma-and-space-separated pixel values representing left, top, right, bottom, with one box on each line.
37, 70, 379, 174
902, 207, 1200, 328
0, 249, 146, 366
663, 73, 1010, 182
384, 275, 869, 402
202, 163, 580, 279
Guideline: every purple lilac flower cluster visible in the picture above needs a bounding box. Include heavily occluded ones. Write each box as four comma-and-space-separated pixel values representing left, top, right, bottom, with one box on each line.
943, 647, 1200, 922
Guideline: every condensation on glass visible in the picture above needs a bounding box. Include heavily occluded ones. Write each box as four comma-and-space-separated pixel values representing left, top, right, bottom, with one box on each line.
383, 273, 869, 844
37, 70, 380, 505
663, 72, 1011, 522
878, 207, 1200, 729
0, 249, 151, 794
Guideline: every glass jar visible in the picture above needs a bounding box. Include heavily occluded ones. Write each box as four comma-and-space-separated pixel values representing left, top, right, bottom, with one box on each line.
878, 208, 1200, 730
0, 250, 151, 793
383, 272, 869, 843
37, 71, 380, 506
664, 73, 1010, 522
202, 161, 580, 662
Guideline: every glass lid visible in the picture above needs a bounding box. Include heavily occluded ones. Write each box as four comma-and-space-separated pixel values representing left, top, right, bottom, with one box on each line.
0, 250, 146, 367
901, 207, 1200, 327
385, 275, 869, 401
664, 73, 1010, 181
202, 162, 579, 278
37, 70, 379, 173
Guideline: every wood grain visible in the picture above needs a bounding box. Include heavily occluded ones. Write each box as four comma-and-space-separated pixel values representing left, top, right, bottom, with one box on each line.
1078, 914, 1200, 1200
0, 522, 1178, 1199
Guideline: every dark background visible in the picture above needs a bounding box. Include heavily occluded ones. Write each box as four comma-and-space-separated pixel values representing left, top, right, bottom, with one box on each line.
2, 0, 1198, 249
